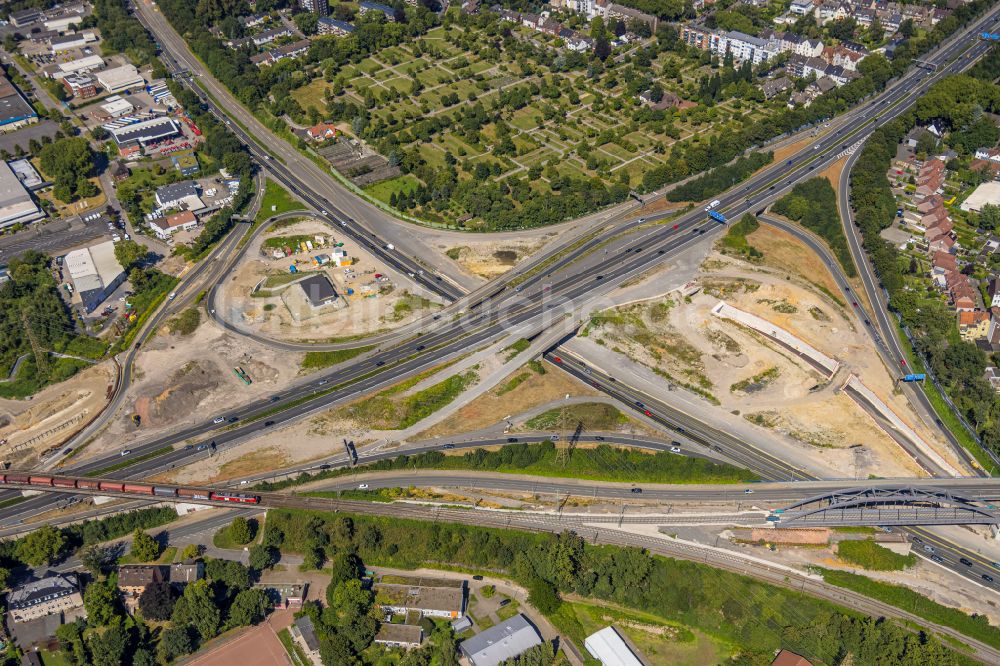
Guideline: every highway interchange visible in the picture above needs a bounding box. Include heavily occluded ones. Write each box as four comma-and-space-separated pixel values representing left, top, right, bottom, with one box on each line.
6, 0, 1000, 647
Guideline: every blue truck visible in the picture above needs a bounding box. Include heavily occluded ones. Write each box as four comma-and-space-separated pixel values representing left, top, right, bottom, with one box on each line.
708, 210, 727, 223
902, 373, 926, 382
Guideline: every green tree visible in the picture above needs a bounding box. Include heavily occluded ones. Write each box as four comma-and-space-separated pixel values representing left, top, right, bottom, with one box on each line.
979, 203, 1000, 231
16, 524, 66, 566
204, 558, 251, 590
157, 626, 193, 663
0, 566, 9, 590
87, 625, 129, 666
81, 545, 115, 576
84, 579, 120, 626
248, 544, 278, 571
138, 580, 177, 621
226, 588, 271, 628
130, 528, 160, 562
172, 579, 221, 640
113, 240, 148, 271
228, 516, 254, 545
293, 11, 318, 34
181, 543, 202, 561
38, 137, 97, 203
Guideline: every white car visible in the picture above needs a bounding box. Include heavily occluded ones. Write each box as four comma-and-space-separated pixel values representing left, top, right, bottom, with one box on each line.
670, 446, 681, 453
168, 292, 176, 300
213, 417, 225, 424
120, 449, 132, 457
744, 489, 754, 494
358, 483, 369, 490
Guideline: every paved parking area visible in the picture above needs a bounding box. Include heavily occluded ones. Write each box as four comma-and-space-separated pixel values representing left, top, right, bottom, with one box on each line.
0, 215, 109, 262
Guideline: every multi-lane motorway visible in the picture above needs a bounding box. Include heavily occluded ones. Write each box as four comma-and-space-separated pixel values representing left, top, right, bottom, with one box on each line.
5, 0, 1000, 643
12, 0, 994, 536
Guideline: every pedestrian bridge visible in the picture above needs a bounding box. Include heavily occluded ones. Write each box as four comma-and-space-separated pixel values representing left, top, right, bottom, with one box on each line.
778, 485, 999, 527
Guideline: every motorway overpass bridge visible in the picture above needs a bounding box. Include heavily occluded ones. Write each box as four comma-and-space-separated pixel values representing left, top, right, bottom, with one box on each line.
4, 473, 1000, 528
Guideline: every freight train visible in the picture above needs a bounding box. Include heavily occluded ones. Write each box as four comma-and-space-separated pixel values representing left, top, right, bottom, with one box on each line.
0, 474, 260, 504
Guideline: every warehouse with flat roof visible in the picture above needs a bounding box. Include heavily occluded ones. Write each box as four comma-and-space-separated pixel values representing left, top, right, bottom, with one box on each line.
0, 161, 44, 229
64, 240, 126, 312
0, 76, 38, 133
460, 614, 543, 666
96, 64, 145, 93
108, 117, 180, 152
584, 626, 644, 666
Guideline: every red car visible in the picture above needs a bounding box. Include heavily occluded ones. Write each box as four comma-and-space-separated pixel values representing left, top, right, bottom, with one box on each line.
553, 356, 562, 363
644, 409, 652, 416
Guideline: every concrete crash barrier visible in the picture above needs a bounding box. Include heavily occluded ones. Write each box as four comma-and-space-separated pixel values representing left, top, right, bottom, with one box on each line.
843, 374, 963, 478
710, 301, 840, 379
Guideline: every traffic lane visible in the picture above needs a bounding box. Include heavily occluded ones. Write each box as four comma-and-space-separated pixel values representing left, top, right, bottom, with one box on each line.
909, 527, 1000, 589
35, 1, 988, 508
548, 351, 809, 480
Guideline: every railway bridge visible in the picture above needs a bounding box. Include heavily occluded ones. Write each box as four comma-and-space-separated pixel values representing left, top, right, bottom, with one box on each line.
776, 485, 1000, 527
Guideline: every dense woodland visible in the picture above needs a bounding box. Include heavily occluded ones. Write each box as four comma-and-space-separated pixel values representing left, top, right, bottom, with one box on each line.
772, 177, 856, 276
850, 45, 1000, 456
267, 509, 969, 666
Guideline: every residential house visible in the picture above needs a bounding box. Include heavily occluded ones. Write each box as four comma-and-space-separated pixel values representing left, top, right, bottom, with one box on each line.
375, 624, 423, 649
148, 210, 198, 239
763, 76, 793, 99
815, 2, 848, 24
110, 161, 130, 182
958, 310, 991, 341
984, 366, 1000, 393
118, 565, 167, 598
8, 574, 84, 623
169, 562, 204, 585
789, 0, 814, 15
974, 147, 1000, 164
359, 1, 397, 21
307, 122, 338, 141
317, 17, 355, 35
253, 27, 292, 46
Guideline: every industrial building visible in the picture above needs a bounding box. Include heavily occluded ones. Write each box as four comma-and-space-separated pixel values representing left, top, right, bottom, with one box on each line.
99, 95, 134, 118
0, 75, 38, 133
55, 54, 106, 77
49, 31, 97, 53
95, 64, 145, 93
64, 240, 127, 313
155, 180, 201, 210
584, 626, 644, 666
8, 574, 83, 623
62, 73, 98, 98
108, 116, 181, 155
460, 614, 543, 666
0, 161, 44, 229
10, 7, 43, 27
9, 159, 44, 190
298, 273, 339, 309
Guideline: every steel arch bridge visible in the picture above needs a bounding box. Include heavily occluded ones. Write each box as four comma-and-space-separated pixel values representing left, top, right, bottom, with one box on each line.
777, 485, 1000, 527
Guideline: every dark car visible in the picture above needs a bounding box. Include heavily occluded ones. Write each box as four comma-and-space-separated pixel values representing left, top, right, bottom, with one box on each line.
507, 437, 518, 443
228, 416, 239, 423
634, 401, 644, 408
631, 487, 642, 494
269, 395, 281, 403
498, 599, 511, 607
960, 557, 974, 567
443, 444, 455, 449
984, 574, 995, 583
595, 436, 605, 441
416, 345, 425, 351
596, 275, 604, 280
264, 420, 276, 427
376, 361, 385, 367
472, 575, 484, 581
